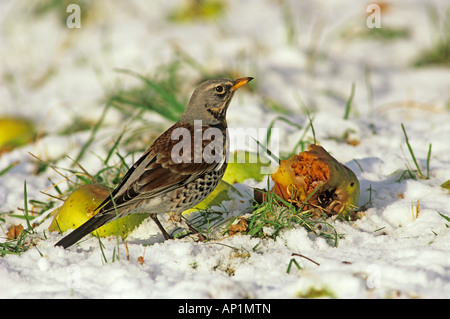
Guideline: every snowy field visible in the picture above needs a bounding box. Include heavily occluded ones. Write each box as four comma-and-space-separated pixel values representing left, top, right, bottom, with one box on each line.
1, 0, 449, 299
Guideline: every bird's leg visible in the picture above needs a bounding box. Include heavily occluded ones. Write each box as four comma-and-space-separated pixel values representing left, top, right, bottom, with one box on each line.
150, 214, 173, 240
182, 219, 206, 241
171, 212, 206, 241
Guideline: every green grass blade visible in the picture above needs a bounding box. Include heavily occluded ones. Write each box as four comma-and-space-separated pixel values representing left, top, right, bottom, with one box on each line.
23, 181, 33, 231
344, 82, 355, 120
0, 161, 19, 176
75, 101, 112, 164
104, 131, 124, 166
286, 258, 302, 273
437, 212, 450, 222
426, 143, 432, 179
401, 123, 425, 179
306, 111, 316, 144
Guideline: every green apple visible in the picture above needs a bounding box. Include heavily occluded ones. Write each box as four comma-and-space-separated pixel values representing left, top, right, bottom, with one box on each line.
222, 151, 271, 184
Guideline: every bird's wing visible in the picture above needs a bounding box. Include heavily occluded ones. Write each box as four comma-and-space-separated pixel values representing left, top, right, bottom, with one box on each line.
97, 123, 222, 213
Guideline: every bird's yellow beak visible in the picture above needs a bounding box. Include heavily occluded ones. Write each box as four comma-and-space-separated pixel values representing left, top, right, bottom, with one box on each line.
231, 77, 254, 91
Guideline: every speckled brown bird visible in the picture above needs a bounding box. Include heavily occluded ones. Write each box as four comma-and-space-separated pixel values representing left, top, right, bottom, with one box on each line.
55, 77, 253, 249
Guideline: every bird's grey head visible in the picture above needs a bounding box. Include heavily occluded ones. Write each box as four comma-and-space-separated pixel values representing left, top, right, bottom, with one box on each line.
180, 77, 253, 125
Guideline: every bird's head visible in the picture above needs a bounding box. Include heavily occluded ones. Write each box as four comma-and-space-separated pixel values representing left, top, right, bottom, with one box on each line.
180, 77, 253, 125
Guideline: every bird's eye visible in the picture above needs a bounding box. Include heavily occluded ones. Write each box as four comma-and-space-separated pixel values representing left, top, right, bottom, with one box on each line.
215, 85, 225, 94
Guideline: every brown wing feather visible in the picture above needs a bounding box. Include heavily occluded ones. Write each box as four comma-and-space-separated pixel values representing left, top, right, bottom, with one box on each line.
97, 123, 224, 213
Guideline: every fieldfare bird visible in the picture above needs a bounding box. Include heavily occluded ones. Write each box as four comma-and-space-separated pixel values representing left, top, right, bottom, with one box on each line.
55, 77, 253, 249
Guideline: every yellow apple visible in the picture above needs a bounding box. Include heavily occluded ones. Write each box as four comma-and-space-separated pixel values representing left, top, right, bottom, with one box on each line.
49, 184, 149, 239
0, 117, 35, 152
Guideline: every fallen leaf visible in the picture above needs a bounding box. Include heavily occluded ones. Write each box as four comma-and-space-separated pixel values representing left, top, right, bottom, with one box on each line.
6, 224, 24, 240
228, 217, 248, 235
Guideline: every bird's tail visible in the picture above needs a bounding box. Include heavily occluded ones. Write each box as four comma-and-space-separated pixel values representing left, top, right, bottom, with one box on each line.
54, 212, 114, 249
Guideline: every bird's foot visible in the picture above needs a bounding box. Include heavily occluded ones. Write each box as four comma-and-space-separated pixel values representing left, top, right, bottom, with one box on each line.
150, 215, 173, 240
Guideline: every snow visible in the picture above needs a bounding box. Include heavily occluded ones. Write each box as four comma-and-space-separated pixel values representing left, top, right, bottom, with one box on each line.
1, 0, 450, 299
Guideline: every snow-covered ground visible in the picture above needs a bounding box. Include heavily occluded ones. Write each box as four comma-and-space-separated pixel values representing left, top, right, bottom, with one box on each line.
1, 0, 449, 298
